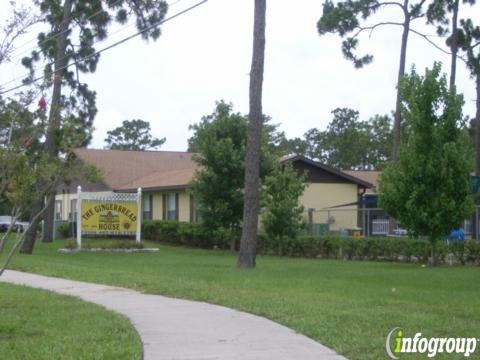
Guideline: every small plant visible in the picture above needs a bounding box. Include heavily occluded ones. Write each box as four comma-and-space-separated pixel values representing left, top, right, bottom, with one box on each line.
57, 223, 71, 238
262, 164, 307, 256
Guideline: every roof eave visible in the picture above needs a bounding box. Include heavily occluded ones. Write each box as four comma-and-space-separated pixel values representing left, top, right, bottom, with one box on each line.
281, 155, 373, 188
116, 184, 190, 193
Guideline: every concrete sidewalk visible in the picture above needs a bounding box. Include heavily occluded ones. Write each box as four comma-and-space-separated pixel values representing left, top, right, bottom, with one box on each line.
1, 270, 345, 360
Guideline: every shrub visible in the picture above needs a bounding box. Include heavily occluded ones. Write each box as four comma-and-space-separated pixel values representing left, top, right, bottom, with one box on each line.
465, 240, 480, 264
144, 220, 480, 265
142, 220, 231, 249
259, 234, 480, 265
57, 223, 71, 238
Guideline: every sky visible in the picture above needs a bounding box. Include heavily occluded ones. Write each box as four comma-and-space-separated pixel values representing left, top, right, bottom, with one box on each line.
1, 0, 480, 151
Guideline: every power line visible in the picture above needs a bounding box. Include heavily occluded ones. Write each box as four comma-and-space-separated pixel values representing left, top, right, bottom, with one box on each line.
1, 17, 137, 89
8, 0, 125, 60
0, 0, 205, 96
1, 0, 189, 87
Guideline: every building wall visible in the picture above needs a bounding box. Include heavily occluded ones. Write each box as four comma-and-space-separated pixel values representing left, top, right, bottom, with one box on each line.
148, 189, 191, 221
152, 193, 163, 220
299, 183, 359, 230
55, 189, 193, 223
178, 191, 190, 222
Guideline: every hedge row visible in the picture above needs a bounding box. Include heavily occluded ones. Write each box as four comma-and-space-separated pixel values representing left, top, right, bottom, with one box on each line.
142, 220, 232, 249
258, 234, 480, 264
142, 220, 480, 264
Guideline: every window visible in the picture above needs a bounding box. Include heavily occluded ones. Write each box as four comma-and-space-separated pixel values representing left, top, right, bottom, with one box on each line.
55, 200, 62, 221
70, 199, 77, 221
143, 194, 153, 220
167, 193, 177, 220
189, 195, 201, 223
163, 193, 178, 220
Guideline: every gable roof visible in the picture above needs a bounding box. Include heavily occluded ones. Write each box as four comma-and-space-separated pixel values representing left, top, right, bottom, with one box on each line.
343, 170, 380, 188
74, 149, 373, 191
73, 148, 199, 191
281, 154, 373, 188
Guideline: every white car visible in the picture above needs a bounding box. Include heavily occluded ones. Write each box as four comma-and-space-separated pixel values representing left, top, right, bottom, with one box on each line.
0, 216, 29, 232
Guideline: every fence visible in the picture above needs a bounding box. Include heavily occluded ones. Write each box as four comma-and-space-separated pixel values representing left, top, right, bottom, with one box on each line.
302, 207, 479, 238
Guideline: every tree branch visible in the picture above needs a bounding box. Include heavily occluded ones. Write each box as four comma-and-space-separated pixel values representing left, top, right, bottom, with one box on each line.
352, 22, 404, 39
0, 8, 43, 65
379, 1, 406, 11
409, 28, 469, 65
409, 28, 451, 55
0, 209, 21, 256
0, 205, 47, 277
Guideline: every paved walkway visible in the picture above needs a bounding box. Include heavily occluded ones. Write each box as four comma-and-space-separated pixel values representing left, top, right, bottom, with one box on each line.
1, 270, 345, 360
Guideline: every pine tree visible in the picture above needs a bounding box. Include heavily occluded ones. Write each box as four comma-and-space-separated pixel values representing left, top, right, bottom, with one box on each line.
20, 0, 169, 252
317, 0, 427, 161
238, 0, 267, 268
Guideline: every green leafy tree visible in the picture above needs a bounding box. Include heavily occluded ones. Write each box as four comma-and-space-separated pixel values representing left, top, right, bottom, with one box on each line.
304, 108, 393, 170
317, 0, 427, 161
21, 0, 169, 247
189, 102, 247, 251
105, 119, 166, 150
379, 64, 474, 264
262, 164, 307, 255
189, 101, 277, 251
457, 19, 480, 175
0, 97, 87, 273
273, 136, 309, 157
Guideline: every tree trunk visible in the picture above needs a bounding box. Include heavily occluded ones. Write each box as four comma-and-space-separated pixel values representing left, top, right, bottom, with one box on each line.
42, 195, 55, 242
430, 238, 437, 266
472, 75, 480, 240
391, 0, 410, 161
449, 0, 459, 91
475, 75, 480, 176
230, 231, 236, 252
39, 0, 73, 243
44, 0, 72, 155
20, 200, 43, 254
237, 0, 266, 268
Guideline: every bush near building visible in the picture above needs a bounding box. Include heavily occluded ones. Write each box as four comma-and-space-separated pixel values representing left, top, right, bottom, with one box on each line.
259, 235, 480, 264
142, 220, 232, 249
142, 220, 480, 265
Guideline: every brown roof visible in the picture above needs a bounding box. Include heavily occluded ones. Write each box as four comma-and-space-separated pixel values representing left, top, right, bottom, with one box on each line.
118, 168, 197, 191
74, 149, 375, 192
343, 170, 380, 188
281, 155, 373, 188
73, 148, 199, 191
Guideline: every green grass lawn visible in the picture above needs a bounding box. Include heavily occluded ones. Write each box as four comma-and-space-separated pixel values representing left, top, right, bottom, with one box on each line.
0, 282, 142, 360
4, 238, 480, 359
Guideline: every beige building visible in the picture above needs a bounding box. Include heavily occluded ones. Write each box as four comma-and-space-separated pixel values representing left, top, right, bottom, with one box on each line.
54, 149, 372, 231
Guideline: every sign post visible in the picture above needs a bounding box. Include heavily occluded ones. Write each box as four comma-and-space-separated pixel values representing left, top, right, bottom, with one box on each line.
136, 187, 142, 244
76, 185, 82, 249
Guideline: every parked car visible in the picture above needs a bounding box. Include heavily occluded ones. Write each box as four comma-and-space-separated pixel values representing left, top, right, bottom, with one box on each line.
0, 216, 14, 232
16, 220, 29, 232
0, 216, 29, 232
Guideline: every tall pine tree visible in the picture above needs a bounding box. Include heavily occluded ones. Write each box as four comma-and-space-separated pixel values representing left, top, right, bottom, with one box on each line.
20, 0, 168, 252
317, 0, 426, 161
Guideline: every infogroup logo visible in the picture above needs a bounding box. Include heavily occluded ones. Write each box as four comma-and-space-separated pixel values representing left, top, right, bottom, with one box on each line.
386, 327, 478, 359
